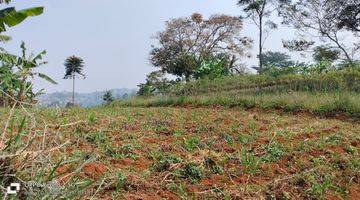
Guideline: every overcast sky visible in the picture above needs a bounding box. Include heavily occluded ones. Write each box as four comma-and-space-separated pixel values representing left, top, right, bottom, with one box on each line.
3, 0, 300, 93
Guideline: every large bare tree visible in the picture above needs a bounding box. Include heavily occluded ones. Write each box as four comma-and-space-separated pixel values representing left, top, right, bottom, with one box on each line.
326, 0, 359, 33
280, 0, 358, 64
150, 13, 252, 81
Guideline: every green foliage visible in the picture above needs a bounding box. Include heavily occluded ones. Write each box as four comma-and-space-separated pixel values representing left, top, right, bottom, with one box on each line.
137, 83, 154, 96
262, 64, 304, 78
183, 136, 201, 152
64, 56, 85, 79
63, 55, 85, 105
153, 155, 182, 172
182, 163, 203, 182
313, 45, 341, 63
103, 90, 114, 105
204, 158, 224, 174
261, 51, 295, 68
194, 58, 231, 80
116, 172, 127, 190
0, 6, 43, 33
172, 53, 199, 81
169, 68, 360, 96
262, 141, 286, 162
150, 13, 250, 80
240, 148, 262, 174
0, 42, 57, 106
137, 71, 175, 96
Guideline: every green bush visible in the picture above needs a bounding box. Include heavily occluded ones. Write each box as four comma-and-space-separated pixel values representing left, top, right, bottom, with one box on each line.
194, 58, 231, 80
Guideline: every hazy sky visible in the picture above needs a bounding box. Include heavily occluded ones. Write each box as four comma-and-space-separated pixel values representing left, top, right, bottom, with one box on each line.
3, 0, 297, 93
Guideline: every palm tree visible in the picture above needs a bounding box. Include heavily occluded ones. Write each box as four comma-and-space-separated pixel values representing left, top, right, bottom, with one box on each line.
64, 56, 85, 105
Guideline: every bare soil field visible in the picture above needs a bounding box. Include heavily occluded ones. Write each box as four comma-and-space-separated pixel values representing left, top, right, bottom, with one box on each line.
1, 106, 359, 199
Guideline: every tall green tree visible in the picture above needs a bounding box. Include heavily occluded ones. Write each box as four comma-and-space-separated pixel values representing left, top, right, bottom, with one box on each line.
63, 56, 85, 105
237, 0, 282, 73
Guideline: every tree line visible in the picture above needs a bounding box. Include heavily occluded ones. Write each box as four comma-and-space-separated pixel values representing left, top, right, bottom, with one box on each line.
138, 0, 360, 96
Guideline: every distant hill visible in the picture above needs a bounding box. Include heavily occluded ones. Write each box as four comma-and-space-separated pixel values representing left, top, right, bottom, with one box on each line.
38, 88, 137, 107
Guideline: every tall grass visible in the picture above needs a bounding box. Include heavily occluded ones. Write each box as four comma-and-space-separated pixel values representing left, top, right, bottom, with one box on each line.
0, 101, 92, 198
169, 69, 360, 95
115, 92, 360, 117
115, 69, 360, 118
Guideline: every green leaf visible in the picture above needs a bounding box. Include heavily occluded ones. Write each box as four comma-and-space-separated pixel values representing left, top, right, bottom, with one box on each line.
3, 10, 27, 27
0, 6, 43, 32
38, 73, 58, 85
46, 157, 64, 182
0, 7, 15, 18
33, 50, 46, 61
18, 7, 44, 17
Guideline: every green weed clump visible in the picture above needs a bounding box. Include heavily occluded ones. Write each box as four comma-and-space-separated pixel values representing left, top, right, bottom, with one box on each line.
182, 163, 203, 182
153, 155, 183, 172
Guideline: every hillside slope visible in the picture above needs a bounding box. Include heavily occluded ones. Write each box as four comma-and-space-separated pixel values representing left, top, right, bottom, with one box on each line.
118, 70, 360, 118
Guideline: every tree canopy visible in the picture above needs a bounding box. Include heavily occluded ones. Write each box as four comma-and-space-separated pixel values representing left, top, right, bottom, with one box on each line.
150, 13, 252, 81
64, 56, 85, 79
260, 51, 295, 68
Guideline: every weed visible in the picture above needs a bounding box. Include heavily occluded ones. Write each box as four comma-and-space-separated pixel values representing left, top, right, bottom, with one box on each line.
153, 155, 182, 172
104, 144, 138, 159
262, 141, 286, 162
86, 132, 108, 144
240, 148, 262, 174
237, 134, 256, 145
183, 136, 202, 152
324, 133, 343, 146
116, 172, 127, 190
88, 112, 97, 124
204, 158, 224, 174
221, 133, 234, 145
182, 163, 203, 182
173, 129, 184, 137
306, 172, 334, 199
345, 145, 357, 154
167, 183, 189, 199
